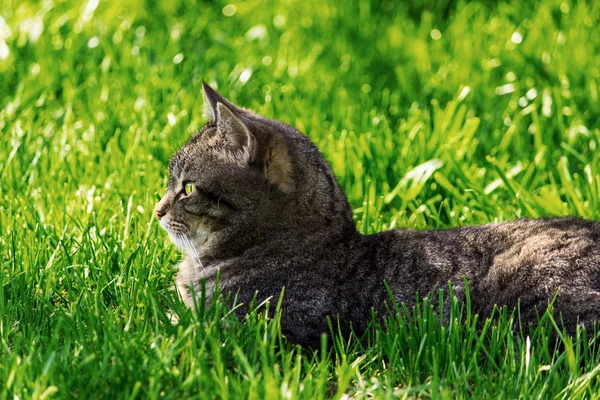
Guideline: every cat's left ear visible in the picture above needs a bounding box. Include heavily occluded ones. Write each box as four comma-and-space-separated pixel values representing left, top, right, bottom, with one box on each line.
215, 102, 257, 165
202, 82, 256, 164
202, 82, 224, 122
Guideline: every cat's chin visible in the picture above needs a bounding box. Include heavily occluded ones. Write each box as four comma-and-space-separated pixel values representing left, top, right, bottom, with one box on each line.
167, 232, 190, 252
167, 230, 208, 256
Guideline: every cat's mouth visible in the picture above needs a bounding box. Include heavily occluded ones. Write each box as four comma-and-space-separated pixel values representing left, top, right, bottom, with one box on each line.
160, 217, 208, 254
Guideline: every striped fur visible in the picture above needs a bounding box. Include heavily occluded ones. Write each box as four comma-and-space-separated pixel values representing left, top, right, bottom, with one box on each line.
156, 84, 600, 347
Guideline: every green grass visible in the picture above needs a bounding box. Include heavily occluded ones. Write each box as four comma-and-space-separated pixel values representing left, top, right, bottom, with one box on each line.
1, 0, 600, 397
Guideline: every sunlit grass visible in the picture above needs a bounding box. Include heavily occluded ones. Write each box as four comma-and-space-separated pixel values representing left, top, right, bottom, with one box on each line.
1, 0, 600, 398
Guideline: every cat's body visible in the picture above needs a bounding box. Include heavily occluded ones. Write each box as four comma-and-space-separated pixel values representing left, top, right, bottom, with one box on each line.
156, 84, 600, 347
177, 217, 600, 346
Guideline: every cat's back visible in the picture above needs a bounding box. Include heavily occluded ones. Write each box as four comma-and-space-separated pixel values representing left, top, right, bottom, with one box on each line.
372, 217, 600, 308
420, 216, 600, 264
472, 217, 600, 285
466, 217, 600, 272
441, 217, 600, 322
428, 216, 600, 279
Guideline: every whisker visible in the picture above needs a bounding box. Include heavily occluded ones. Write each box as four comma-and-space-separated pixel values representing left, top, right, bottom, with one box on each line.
183, 234, 213, 284
186, 236, 200, 260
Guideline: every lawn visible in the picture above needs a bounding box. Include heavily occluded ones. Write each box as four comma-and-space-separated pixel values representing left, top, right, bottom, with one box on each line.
1, 0, 600, 398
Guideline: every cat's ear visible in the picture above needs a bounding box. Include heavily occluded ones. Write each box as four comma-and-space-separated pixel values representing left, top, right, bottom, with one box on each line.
201, 82, 293, 192
215, 102, 257, 165
202, 82, 227, 122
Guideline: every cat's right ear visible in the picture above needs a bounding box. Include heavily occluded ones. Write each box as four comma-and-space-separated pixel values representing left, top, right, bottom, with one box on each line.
202, 82, 226, 122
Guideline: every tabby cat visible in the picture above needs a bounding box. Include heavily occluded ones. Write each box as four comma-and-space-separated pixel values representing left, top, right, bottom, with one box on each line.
155, 83, 600, 347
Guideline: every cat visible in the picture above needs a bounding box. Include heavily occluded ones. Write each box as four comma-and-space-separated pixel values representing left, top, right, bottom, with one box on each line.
155, 83, 600, 347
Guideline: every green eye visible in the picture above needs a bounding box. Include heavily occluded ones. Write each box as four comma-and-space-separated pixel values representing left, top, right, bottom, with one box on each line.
184, 182, 195, 195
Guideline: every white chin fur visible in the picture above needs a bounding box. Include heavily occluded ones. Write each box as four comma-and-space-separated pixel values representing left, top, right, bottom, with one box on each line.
159, 218, 190, 251
167, 230, 207, 256
160, 218, 206, 255
167, 232, 189, 251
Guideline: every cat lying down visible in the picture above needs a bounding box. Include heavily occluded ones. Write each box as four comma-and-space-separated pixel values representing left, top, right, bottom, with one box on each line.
155, 83, 600, 347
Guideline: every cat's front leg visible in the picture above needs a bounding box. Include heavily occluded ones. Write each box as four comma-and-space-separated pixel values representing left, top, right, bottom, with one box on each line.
176, 256, 215, 308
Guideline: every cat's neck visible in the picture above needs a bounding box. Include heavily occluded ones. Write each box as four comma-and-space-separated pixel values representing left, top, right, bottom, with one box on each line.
190, 221, 359, 266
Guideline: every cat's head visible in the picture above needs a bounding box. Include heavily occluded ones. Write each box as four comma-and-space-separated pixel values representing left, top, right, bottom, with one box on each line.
155, 83, 355, 259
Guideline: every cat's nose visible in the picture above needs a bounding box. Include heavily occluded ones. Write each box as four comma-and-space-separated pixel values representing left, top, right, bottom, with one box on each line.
155, 207, 167, 220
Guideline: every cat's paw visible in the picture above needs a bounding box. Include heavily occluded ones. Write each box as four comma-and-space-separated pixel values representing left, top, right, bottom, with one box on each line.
166, 310, 180, 325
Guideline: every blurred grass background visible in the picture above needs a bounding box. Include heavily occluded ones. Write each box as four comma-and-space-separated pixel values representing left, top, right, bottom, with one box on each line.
1, 0, 600, 398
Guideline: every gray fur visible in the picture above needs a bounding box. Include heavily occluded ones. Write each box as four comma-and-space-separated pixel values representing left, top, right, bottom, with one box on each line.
156, 84, 600, 347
